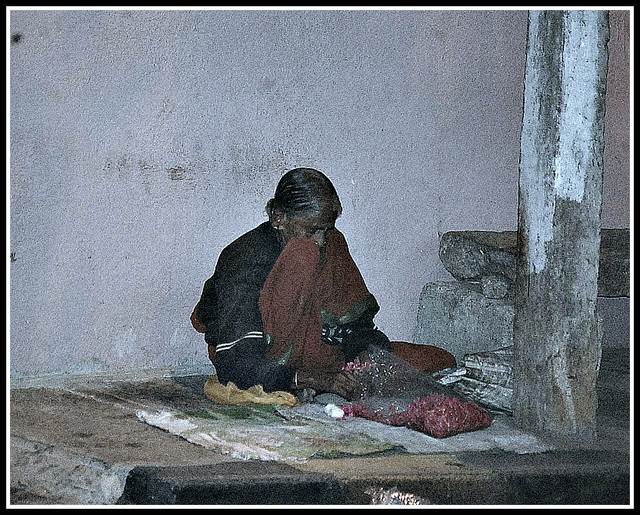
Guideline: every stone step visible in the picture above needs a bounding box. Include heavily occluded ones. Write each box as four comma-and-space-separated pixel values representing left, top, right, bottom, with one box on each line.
117, 451, 630, 505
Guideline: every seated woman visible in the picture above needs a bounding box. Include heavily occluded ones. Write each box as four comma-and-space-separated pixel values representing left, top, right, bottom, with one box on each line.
191, 168, 390, 400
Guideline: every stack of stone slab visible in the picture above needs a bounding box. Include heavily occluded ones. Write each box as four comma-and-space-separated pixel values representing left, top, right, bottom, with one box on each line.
413, 230, 519, 364
415, 229, 629, 413
414, 229, 630, 363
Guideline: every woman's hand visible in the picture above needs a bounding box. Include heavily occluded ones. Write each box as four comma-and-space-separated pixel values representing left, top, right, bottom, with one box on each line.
295, 369, 358, 400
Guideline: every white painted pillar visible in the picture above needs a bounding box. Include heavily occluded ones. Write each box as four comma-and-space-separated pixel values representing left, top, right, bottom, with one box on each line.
514, 10, 610, 435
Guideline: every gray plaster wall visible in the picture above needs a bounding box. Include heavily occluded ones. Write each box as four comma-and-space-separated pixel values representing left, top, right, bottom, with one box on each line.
9, 9, 630, 379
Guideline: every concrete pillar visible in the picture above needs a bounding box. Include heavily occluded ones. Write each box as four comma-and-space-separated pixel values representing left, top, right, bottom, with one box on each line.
514, 10, 609, 435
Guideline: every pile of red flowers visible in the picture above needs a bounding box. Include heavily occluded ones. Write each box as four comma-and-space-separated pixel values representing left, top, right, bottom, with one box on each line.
342, 394, 493, 438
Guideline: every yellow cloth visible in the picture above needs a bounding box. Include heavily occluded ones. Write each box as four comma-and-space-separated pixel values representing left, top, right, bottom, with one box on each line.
203, 375, 300, 408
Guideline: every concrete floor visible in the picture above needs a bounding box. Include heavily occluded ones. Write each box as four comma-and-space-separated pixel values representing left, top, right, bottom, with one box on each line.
8, 348, 631, 506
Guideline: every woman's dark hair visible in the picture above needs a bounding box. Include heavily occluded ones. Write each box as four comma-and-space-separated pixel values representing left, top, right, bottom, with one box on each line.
266, 168, 342, 219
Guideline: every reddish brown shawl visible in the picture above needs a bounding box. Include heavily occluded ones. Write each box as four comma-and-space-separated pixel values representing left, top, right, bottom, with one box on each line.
259, 229, 371, 373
